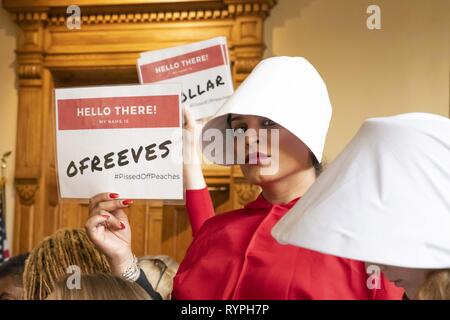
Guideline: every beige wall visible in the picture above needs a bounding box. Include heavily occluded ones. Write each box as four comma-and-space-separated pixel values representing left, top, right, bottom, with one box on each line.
0, 7, 17, 249
265, 0, 450, 162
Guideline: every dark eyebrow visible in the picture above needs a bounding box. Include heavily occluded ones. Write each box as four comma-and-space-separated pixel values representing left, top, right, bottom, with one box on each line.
230, 115, 243, 123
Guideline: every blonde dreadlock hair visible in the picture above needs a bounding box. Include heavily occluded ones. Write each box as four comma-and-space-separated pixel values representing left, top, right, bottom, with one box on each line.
23, 228, 110, 300
417, 269, 450, 300
47, 273, 151, 300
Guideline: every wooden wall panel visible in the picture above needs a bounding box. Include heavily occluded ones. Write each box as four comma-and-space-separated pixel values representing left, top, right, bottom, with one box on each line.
3, 0, 277, 261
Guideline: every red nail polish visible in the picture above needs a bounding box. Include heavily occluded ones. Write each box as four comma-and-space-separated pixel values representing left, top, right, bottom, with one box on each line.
109, 193, 119, 199
119, 222, 126, 230
101, 214, 110, 219
122, 199, 133, 206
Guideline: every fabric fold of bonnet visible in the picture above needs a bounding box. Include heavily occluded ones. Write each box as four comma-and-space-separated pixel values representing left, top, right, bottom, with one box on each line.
272, 113, 450, 269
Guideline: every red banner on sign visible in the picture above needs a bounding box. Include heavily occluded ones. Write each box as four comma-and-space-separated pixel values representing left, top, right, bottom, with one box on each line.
139, 45, 225, 83
57, 95, 180, 130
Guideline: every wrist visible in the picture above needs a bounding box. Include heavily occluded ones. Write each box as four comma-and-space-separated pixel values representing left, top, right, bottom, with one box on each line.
184, 154, 206, 190
107, 250, 134, 276
120, 254, 141, 282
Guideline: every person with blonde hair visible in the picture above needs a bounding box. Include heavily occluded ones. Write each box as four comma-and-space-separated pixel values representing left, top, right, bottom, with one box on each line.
273, 113, 450, 300
139, 255, 179, 300
23, 228, 110, 300
47, 273, 151, 300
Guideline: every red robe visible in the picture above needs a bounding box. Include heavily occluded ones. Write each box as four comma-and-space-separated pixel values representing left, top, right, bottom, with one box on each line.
173, 187, 403, 300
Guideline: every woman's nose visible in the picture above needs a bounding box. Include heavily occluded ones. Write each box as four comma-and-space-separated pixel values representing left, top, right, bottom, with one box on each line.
245, 129, 260, 146
377, 264, 387, 271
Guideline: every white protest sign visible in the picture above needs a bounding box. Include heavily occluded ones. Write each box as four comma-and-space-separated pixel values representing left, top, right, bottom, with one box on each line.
137, 37, 234, 120
55, 84, 183, 200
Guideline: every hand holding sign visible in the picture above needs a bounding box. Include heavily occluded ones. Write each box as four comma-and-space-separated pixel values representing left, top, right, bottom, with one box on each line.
182, 105, 207, 190
85, 107, 207, 278
85, 192, 133, 276
137, 37, 234, 120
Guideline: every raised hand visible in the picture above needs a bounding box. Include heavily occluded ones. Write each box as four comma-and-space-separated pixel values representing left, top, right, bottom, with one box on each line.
85, 192, 134, 275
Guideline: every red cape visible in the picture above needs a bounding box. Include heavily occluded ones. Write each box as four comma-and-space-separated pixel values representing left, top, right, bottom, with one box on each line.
173, 188, 403, 300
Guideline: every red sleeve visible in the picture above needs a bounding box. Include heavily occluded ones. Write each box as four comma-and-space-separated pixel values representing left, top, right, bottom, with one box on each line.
185, 187, 216, 236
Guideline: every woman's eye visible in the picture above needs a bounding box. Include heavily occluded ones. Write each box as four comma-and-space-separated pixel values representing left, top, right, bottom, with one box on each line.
234, 127, 246, 134
262, 119, 276, 126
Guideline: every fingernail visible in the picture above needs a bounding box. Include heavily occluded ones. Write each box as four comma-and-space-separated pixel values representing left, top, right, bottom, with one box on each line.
101, 214, 110, 219
109, 193, 119, 199
122, 199, 133, 206
119, 222, 126, 230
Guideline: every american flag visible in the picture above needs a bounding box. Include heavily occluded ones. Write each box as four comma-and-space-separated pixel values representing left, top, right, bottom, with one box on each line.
0, 200, 10, 263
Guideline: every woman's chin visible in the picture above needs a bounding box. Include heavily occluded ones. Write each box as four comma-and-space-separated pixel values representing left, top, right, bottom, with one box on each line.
241, 165, 279, 185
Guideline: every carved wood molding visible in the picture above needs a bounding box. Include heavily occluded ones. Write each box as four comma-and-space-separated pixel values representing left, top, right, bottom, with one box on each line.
17, 64, 43, 79
3, 0, 277, 257
15, 178, 39, 206
5, 0, 277, 25
234, 182, 260, 207
234, 58, 260, 74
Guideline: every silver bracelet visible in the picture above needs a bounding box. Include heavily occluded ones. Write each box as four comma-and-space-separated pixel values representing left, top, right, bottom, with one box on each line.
121, 255, 140, 282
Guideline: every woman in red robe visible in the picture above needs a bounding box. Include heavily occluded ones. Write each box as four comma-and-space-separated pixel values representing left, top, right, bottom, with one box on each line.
85, 57, 403, 299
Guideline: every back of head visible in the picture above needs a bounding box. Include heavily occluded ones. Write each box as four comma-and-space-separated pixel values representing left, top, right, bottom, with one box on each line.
0, 253, 29, 283
47, 273, 151, 300
418, 269, 450, 300
23, 228, 110, 300
139, 255, 179, 300
0, 253, 29, 300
